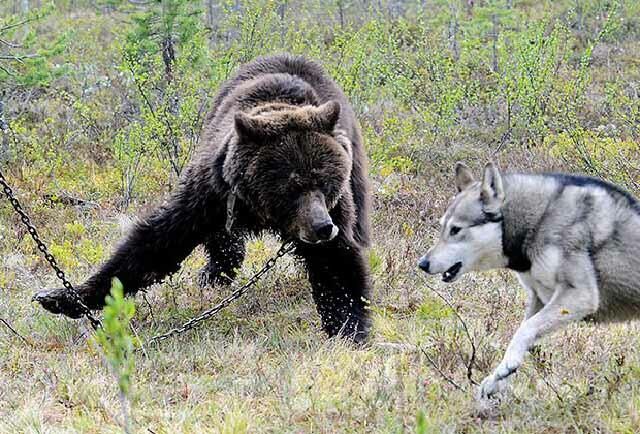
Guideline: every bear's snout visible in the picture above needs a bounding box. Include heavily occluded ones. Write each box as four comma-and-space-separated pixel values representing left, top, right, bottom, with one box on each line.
313, 219, 338, 241
296, 190, 339, 244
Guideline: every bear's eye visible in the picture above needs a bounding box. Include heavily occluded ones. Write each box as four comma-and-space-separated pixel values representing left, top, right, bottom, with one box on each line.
449, 226, 461, 236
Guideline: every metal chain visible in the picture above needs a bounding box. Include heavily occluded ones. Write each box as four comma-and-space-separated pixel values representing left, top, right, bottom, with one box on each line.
0, 169, 102, 330
0, 168, 294, 341
145, 240, 296, 346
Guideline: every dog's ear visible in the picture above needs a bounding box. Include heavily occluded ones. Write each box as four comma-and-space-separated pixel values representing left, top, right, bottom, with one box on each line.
480, 162, 505, 213
454, 162, 475, 192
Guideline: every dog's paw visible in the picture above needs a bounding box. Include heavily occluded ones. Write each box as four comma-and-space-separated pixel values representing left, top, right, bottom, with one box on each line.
478, 375, 498, 400
474, 389, 501, 419
477, 374, 509, 400
32, 287, 85, 319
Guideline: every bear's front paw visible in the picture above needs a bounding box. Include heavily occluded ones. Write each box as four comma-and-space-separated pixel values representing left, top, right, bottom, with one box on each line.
348, 327, 370, 345
326, 315, 370, 344
32, 288, 86, 319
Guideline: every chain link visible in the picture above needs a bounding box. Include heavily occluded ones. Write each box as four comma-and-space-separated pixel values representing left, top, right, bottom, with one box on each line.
145, 240, 296, 346
0, 169, 102, 330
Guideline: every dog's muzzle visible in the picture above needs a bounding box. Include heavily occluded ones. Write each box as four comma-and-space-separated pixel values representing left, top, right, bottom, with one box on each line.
442, 262, 462, 282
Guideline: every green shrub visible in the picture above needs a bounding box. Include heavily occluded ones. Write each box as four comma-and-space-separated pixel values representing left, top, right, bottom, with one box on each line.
93, 278, 137, 434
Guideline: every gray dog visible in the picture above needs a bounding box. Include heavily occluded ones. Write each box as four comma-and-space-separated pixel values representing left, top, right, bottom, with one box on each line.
418, 162, 640, 399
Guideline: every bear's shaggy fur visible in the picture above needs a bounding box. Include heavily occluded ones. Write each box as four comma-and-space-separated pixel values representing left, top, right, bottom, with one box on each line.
34, 54, 372, 342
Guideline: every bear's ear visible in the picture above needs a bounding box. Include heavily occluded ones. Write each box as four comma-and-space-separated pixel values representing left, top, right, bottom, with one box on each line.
234, 112, 263, 140
454, 162, 475, 192
312, 100, 341, 133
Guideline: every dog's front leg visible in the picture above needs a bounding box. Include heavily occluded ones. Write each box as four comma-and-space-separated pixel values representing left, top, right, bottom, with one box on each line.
517, 272, 544, 320
479, 258, 599, 399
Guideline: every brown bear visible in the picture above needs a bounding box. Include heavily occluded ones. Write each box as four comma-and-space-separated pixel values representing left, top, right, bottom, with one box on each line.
34, 54, 372, 342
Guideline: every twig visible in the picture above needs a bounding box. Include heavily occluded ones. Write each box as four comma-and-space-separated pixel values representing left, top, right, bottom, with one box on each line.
0, 37, 21, 48
422, 281, 479, 386
0, 16, 42, 34
0, 318, 32, 347
418, 343, 464, 391
72, 330, 89, 346
0, 64, 14, 76
491, 128, 512, 157
0, 54, 40, 63
530, 348, 564, 403
541, 374, 564, 403
140, 291, 154, 322
129, 323, 148, 359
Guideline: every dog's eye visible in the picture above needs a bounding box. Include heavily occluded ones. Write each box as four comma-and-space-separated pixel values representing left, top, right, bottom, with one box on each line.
450, 226, 461, 236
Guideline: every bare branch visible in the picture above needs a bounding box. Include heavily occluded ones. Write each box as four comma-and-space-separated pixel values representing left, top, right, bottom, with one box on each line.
0, 16, 42, 34
0, 318, 32, 347
0, 63, 14, 76
422, 281, 479, 386
418, 343, 464, 391
0, 53, 40, 62
0, 37, 21, 48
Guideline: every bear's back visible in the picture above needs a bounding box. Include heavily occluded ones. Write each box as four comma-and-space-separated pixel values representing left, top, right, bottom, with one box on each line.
212, 55, 332, 111
203, 55, 354, 133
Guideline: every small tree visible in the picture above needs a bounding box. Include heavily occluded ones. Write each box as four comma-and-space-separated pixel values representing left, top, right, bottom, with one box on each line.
94, 278, 137, 434
106, 0, 219, 207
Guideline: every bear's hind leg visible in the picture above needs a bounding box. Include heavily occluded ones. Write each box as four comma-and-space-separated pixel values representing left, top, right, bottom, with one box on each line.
198, 231, 246, 287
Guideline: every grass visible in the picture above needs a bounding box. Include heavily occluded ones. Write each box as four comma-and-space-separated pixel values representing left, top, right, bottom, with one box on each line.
1, 0, 640, 432
2, 172, 640, 433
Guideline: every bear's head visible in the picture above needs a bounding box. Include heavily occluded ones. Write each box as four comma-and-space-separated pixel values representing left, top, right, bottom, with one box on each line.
224, 100, 353, 244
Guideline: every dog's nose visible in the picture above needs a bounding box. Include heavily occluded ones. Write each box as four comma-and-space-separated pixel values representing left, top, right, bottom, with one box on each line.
418, 257, 430, 273
314, 220, 336, 241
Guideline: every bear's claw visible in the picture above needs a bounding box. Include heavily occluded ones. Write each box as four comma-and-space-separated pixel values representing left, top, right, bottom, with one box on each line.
32, 288, 86, 319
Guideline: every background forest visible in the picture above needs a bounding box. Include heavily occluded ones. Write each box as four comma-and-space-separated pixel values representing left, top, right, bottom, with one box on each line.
1, 0, 639, 432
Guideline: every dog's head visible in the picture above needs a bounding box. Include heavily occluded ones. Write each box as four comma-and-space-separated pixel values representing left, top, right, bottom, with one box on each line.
418, 162, 508, 282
